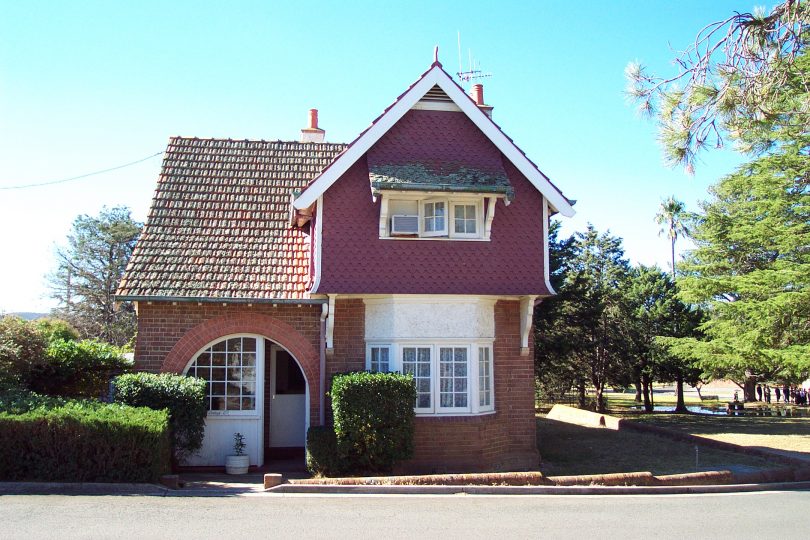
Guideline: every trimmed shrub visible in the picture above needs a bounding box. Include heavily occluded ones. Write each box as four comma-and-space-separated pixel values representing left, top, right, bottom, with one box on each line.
29, 339, 131, 399
34, 318, 80, 343
306, 426, 343, 476
331, 371, 416, 474
113, 373, 207, 464
0, 316, 48, 388
0, 400, 170, 482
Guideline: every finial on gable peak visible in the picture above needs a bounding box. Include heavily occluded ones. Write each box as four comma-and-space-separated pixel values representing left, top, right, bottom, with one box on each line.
432, 46, 442, 67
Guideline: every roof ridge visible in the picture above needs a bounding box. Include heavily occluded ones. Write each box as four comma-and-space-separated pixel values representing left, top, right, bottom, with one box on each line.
168, 135, 348, 146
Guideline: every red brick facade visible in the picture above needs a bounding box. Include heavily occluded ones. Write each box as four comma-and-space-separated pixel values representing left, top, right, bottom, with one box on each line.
134, 301, 323, 425
327, 298, 538, 473
135, 298, 538, 472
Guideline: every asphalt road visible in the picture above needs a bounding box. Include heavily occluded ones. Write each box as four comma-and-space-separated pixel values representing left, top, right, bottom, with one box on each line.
2, 491, 808, 539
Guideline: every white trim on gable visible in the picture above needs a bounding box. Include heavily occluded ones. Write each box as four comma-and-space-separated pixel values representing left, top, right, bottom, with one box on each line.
542, 198, 557, 295
310, 195, 325, 294
292, 64, 575, 218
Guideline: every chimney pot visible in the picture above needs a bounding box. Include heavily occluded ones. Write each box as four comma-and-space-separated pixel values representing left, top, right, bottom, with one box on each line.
301, 108, 325, 143
471, 84, 484, 105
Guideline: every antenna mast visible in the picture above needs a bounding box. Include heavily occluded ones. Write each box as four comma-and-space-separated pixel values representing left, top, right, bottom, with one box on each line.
455, 33, 492, 89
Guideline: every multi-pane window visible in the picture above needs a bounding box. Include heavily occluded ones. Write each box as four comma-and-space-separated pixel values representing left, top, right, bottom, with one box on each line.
402, 346, 432, 410
186, 336, 257, 412
369, 346, 390, 373
478, 347, 492, 409
423, 201, 446, 236
439, 347, 468, 409
369, 343, 493, 415
453, 204, 477, 235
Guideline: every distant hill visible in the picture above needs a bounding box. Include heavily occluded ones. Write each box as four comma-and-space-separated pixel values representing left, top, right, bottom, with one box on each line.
5, 312, 49, 321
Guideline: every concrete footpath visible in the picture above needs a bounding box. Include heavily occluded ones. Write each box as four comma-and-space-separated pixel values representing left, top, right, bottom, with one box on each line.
1, 479, 809, 497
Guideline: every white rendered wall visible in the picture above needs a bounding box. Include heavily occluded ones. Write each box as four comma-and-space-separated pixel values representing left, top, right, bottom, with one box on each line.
364, 296, 495, 340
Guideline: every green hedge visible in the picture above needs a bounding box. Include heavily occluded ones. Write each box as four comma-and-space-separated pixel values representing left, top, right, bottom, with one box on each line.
0, 400, 170, 482
113, 373, 206, 464
29, 339, 130, 399
328, 371, 416, 474
306, 425, 342, 476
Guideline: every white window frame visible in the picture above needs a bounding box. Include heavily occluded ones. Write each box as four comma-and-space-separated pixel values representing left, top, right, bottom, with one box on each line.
381, 193, 495, 240
365, 343, 393, 373
449, 200, 482, 239
184, 334, 264, 418
420, 198, 448, 237
477, 345, 494, 412
368, 340, 494, 416
436, 344, 471, 413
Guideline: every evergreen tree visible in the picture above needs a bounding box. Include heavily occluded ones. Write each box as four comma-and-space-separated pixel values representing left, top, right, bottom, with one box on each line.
668, 136, 810, 400
535, 224, 632, 413
49, 207, 142, 347
626, 2, 808, 171
624, 266, 704, 413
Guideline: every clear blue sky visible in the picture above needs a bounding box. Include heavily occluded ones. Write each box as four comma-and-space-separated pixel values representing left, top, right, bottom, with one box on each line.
0, 0, 751, 313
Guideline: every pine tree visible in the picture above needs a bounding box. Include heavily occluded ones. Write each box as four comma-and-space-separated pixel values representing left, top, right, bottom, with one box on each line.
668, 136, 810, 400
49, 207, 142, 346
626, 2, 808, 171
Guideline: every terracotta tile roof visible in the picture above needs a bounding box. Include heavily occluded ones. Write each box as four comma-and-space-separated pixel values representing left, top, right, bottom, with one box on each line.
117, 137, 346, 301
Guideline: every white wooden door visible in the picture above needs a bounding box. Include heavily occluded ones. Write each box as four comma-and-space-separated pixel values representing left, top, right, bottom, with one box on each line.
268, 345, 307, 448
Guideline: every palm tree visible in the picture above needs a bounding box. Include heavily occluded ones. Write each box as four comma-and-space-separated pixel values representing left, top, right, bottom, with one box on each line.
654, 196, 689, 279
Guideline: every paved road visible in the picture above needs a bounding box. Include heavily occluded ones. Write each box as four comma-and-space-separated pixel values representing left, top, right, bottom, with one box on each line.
2, 490, 808, 539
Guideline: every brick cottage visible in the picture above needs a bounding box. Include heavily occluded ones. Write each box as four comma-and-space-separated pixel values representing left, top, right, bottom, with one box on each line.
117, 56, 575, 473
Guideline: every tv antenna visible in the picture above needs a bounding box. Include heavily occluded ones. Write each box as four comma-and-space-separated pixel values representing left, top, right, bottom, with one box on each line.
456, 31, 492, 89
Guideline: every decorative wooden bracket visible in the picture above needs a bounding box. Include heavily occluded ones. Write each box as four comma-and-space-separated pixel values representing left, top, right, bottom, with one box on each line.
519, 295, 538, 356
378, 196, 389, 238
484, 196, 497, 240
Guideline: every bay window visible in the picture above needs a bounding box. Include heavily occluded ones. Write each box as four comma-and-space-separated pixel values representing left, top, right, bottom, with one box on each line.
365, 341, 494, 415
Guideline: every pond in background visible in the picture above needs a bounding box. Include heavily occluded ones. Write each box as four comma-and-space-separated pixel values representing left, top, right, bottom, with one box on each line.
629, 405, 810, 417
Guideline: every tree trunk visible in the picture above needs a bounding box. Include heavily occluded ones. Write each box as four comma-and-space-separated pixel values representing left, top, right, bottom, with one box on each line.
743, 376, 757, 402
577, 380, 586, 409
634, 379, 642, 403
675, 374, 688, 413
642, 374, 653, 412
671, 238, 677, 279
595, 384, 607, 414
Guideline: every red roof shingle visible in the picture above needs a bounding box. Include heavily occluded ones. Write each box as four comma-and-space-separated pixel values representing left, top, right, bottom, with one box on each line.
117, 137, 346, 301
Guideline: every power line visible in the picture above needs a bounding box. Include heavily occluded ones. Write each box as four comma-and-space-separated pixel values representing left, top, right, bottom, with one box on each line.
0, 150, 164, 190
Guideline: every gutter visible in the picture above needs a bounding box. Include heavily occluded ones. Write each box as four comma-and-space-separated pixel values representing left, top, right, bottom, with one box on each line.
115, 295, 327, 305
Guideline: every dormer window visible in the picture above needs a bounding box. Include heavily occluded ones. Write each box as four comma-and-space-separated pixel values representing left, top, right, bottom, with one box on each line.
422, 200, 447, 236
381, 194, 489, 240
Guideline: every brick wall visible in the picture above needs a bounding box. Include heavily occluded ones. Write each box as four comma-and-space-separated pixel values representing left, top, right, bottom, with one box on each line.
134, 301, 322, 425
327, 298, 539, 473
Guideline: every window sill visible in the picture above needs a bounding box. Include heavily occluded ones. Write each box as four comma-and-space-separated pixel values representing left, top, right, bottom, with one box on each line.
414, 410, 496, 419
381, 235, 490, 242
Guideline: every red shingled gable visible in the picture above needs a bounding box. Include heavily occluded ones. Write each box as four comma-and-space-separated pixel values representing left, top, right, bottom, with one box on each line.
316, 108, 551, 295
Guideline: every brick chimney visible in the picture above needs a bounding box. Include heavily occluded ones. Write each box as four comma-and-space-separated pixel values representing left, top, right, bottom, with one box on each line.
470, 84, 493, 118
300, 108, 325, 143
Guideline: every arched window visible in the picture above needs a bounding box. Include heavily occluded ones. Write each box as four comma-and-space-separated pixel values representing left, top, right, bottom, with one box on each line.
185, 336, 258, 413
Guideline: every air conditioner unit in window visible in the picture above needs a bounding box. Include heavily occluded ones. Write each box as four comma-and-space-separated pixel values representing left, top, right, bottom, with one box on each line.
390, 214, 419, 235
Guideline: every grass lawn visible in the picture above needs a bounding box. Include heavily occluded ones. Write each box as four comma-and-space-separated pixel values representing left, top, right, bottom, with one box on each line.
536, 416, 776, 476
621, 413, 810, 461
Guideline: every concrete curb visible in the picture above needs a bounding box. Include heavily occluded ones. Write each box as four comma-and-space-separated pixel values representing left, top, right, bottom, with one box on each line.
0, 482, 171, 496
267, 481, 810, 496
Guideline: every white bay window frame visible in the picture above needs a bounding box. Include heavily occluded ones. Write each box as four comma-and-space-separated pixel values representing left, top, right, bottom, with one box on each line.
364, 339, 495, 416
421, 198, 448, 237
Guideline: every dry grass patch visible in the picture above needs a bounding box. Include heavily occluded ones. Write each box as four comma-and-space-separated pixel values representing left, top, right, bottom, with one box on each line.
536, 416, 775, 476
